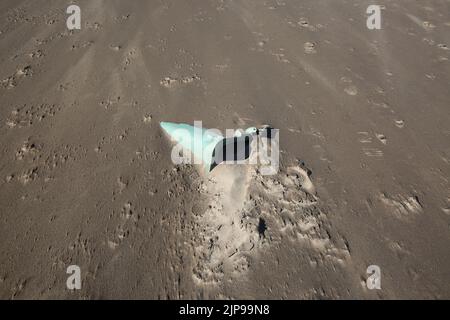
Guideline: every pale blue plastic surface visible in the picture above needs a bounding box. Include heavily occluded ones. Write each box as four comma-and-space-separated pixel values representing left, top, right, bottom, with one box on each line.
160, 122, 224, 171
160, 122, 259, 172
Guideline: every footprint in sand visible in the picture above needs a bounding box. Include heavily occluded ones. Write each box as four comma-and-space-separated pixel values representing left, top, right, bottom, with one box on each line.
304, 42, 317, 54
344, 85, 358, 96
376, 133, 387, 145
109, 44, 122, 51
254, 163, 349, 265
109, 202, 138, 249
17, 167, 38, 185
340, 77, 358, 96
298, 18, 317, 31
423, 38, 435, 46
422, 21, 436, 30
1, 66, 32, 89
5, 103, 61, 128
143, 114, 152, 124
15, 140, 39, 160
122, 48, 137, 71
191, 154, 350, 286
395, 120, 405, 128
358, 132, 373, 144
